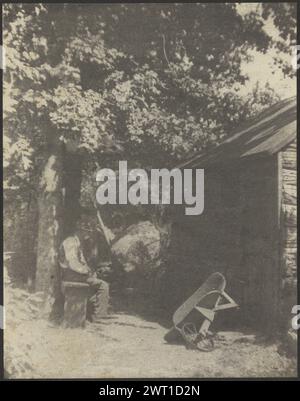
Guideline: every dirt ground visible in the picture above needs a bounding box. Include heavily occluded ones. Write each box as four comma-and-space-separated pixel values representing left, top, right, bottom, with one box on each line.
5, 309, 297, 379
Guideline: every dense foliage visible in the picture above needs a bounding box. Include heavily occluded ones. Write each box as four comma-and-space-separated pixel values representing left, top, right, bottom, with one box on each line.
4, 3, 295, 186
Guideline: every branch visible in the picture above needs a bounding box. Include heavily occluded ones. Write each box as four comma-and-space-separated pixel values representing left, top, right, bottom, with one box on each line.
162, 34, 171, 68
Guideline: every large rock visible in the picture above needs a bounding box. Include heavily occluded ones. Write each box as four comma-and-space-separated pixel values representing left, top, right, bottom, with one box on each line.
111, 221, 161, 275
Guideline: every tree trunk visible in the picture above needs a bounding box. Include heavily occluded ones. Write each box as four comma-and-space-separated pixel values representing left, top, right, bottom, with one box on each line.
35, 141, 64, 319
62, 150, 82, 237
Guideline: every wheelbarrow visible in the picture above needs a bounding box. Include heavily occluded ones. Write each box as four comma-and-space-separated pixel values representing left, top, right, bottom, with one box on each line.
164, 272, 238, 351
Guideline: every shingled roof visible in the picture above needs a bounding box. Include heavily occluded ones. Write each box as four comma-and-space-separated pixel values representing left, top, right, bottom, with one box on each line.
180, 96, 296, 169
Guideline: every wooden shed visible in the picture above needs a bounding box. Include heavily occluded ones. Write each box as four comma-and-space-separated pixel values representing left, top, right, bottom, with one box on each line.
164, 97, 297, 333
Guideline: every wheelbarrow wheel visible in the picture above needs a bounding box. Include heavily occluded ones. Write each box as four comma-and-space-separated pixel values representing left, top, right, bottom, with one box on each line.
179, 323, 215, 352
179, 322, 198, 348
195, 336, 214, 352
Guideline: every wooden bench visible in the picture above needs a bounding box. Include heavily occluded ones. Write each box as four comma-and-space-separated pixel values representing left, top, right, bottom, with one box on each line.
61, 281, 90, 328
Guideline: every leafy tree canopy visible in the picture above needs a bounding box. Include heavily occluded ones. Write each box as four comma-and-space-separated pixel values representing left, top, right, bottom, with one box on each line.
3, 3, 296, 195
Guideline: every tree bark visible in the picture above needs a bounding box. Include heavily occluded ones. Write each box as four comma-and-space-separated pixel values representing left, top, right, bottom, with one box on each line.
62, 150, 82, 237
35, 141, 64, 318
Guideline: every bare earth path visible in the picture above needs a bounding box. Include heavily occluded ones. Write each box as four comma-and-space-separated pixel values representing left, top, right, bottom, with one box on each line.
5, 311, 296, 378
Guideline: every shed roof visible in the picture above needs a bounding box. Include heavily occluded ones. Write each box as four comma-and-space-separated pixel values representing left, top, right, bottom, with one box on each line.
180, 97, 296, 169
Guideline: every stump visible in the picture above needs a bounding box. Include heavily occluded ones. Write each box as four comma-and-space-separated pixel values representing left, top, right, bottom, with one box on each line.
61, 281, 90, 328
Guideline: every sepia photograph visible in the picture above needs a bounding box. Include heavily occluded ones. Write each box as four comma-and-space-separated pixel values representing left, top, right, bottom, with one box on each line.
2, 2, 298, 379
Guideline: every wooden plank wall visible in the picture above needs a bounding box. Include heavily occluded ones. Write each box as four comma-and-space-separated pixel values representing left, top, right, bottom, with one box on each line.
279, 139, 297, 331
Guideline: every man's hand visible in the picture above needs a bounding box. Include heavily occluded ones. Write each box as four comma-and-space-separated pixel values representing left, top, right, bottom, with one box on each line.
89, 271, 98, 279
